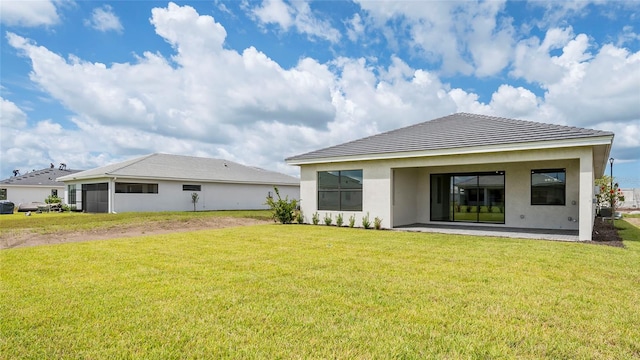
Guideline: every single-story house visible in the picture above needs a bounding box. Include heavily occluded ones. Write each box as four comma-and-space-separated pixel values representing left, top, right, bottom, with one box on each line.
0, 168, 83, 208
286, 113, 614, 241
57, 153, 300, 213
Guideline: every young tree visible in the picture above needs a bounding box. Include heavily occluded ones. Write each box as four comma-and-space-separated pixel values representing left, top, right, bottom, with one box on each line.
595, 176, 625, 209
191, 192, 199, 212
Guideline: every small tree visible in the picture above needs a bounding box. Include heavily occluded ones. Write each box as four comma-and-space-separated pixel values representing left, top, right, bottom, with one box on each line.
191, 192, 199, 212
323, 213, 332, 226
265, 187, 298, 224
312, 212, 320, 225
336, 213, 344, 227
595, 176, 625, 209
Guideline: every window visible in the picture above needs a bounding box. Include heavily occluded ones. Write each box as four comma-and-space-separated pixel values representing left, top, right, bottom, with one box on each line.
318, 170, 363, 211
51, 189, 58, 197
531, 169, 565, 205
68, 185, 76, 205
183, 185, 201, 191
115, 182, 158, 194
0, 188, 6, 200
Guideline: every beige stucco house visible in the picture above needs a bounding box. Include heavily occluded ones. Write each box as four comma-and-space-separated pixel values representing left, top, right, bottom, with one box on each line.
286, 113, 614, 241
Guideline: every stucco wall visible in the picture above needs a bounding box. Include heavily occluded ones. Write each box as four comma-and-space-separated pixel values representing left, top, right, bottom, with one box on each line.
1, 185, 65, 206
112, 181, 299, 212
62, 179, 299, 213
297, 146, 596, 240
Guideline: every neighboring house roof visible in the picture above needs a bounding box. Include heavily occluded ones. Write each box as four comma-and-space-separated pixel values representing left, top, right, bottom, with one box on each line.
286, 113, 614, 164
0, 168, 83, 187
57, 153, 299, 186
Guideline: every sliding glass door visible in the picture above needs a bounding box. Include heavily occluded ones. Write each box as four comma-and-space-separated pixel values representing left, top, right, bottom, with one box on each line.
430, 172, 505, 224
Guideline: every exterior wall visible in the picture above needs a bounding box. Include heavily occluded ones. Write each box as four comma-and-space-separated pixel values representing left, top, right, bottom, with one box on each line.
298, 146, 596, 240
112, 181, 298, 212
63, 178, 110, 211
1, 185, 65, 205
64, 178, 299, 213
619, 189, 640, 209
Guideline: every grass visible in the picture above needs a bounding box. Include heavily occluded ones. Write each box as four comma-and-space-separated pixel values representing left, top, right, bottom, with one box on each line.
2, 221, 640, 358
0, 210, 272, 235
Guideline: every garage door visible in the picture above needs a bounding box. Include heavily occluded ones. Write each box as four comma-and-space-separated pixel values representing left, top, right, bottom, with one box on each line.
82, 183, 108, 213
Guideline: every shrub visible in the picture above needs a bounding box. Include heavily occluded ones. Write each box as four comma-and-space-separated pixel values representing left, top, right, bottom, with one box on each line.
362, 212, 371, 229
323, 213, 332, 226
374, 217, 382, 230
336, 213, 344, 227
45, 195, 61, 204
296, 210, 304, 224
264, 187, 298, 224
312, 212, 320, 225
348, 215, 356, 228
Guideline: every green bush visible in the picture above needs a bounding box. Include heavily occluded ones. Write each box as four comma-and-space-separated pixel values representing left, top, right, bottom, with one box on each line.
312, 212, 320, 225
362, 212, 371, 229
45, 195, 61, 204
323, 213, 332, 226
374, 217, 382, 230
296, 210, 304, 224
336, 213, 344, 227
265, 187, 298, 224
348, 214, 356, 228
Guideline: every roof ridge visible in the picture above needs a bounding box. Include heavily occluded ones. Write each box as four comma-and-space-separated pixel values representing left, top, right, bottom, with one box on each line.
105, 153, 157, 175
459, 112, 612, 135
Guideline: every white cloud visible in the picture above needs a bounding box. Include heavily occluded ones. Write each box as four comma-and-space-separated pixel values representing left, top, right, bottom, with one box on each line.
489, 85, 539, 118
4, 3, 338, 175
0, 97, 27, 128
2, 1, 638, 178
0, 0, 60, 27
346, 13, 365, 42
250, 0, 340, 43
510, 26, 640, 128
355, 0, 514, 76
252, 0, 293, 29
84, 5, 123, 33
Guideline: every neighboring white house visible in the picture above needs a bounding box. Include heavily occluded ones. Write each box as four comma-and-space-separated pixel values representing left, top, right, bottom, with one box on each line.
286, 113, 614, 241
619, 188, 640, 209
57, 153, 300, 213
0, 168, 83, 207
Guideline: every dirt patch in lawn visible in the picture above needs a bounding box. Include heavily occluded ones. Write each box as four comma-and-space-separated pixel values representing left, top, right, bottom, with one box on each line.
1, 217, 270, 250
625, 217, 640, 228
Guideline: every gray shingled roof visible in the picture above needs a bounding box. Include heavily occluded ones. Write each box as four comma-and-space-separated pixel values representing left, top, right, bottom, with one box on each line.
286, 113, 614, 162
57, 153, 299, 185
1, 168, 83, 186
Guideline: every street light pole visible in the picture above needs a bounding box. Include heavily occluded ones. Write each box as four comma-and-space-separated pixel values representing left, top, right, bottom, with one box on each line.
609, 157, 614, 225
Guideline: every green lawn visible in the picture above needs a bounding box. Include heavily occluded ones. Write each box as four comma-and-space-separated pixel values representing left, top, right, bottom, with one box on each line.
2, 221, 640, 358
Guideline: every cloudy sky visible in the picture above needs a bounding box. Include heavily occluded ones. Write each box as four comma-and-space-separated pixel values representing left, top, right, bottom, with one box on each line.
1, 0, 639, 186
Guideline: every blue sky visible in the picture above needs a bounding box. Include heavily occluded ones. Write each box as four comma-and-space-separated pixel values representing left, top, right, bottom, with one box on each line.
1, 0, 639, 187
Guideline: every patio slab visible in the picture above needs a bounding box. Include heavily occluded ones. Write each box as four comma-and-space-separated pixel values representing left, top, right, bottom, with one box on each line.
394, 223, 580, 242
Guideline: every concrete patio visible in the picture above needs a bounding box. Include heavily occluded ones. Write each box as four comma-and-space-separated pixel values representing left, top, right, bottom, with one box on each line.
395, 223, 580, 242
